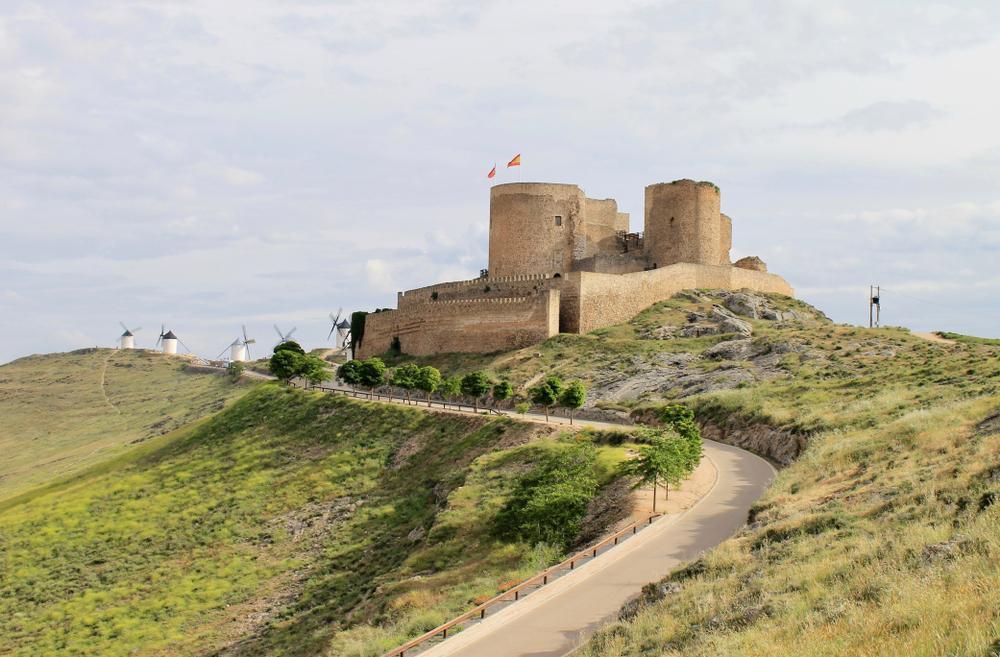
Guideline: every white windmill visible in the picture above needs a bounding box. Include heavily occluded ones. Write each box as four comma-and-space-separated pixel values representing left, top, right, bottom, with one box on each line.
327, 309, 352, 351
156, 325, 178, 354
118, 321, 141, 350
219, 325, 255, 362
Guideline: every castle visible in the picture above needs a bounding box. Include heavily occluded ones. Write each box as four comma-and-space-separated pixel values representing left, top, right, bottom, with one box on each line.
356, 179, 793, 358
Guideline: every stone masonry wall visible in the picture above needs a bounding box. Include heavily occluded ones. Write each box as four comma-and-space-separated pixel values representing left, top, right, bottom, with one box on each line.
720, 213, 733, 264
397, 274, 551, 308
644, 180, 722, 267
357, 289, 560, 358
573, 263, 794, 334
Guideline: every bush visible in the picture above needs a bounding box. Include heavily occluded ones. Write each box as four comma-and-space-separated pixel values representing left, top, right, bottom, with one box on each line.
494, 443, 600, 548
226, 361, 245, 382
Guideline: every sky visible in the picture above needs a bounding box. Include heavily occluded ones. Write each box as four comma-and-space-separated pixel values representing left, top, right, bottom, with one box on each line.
2, 0, 1000, 364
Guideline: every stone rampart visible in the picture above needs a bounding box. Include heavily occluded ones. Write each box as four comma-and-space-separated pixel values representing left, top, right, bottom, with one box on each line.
358, 289, 560, 358
574, 263, 794, 334
397, 274, 552, 308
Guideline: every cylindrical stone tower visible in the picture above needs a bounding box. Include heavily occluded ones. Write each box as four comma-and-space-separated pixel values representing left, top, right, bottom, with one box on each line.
120, 332, 135, 350
488, 183, 584, 277
643, 180, 721, 267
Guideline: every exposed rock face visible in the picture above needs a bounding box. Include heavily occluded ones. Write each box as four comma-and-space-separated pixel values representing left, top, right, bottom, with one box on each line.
630, 408, 808, 467
722, 292, 762, 319
734, 255, 767, 272
702, 338, 753, 361
697, 420, 808, 467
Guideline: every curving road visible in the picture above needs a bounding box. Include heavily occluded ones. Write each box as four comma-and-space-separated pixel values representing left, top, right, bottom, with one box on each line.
419, 439, 776, 657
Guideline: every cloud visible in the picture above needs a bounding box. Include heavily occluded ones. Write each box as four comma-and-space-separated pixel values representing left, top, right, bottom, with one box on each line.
2, 0, 1000, 362
830, 100, 946, 132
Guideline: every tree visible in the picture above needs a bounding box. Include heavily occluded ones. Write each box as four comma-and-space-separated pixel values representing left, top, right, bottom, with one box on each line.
492, 380, 513, 408
619, 430, 692, 511
661, 404, 703, 470
269, 349, 302, 383
460, 371, 492, 412
390, 363, 422, 404
559, 380, 586, 425
336, 359, 362, 387
274, 340, 305, 355
298, 354, 331, 386
529, 375, 563, 421
357, 358, 387, 398
414, 365, 442, 406
441, 375, 462, 402
269, 346, 330, 386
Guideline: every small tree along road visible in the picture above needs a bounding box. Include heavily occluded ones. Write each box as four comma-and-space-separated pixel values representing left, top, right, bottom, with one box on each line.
620, 428, 697, 512
529, 375, 563, 421
390, 363, 422, 404
460, 371, 492, 413
559, 380, 586, 425
414, 365, 442, 407
269, 341, 330, 386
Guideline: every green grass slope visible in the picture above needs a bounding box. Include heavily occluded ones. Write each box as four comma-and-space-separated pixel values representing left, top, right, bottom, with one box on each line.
0, 348, 252, 501
0, 384, 637, 657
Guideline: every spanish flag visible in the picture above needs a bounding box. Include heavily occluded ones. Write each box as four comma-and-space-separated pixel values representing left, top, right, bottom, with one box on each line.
507, 153, 521, 167
487, 164, 496, 179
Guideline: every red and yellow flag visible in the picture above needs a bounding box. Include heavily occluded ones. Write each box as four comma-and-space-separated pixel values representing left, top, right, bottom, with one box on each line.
507, 153, 521, 167
487, 164, 496, 179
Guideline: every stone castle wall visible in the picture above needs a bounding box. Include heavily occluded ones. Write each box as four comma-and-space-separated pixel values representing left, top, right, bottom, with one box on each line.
720, 213, 732, 264
397, 274, 551, 308
357, 289, 560, 358
572, 263, 793, 334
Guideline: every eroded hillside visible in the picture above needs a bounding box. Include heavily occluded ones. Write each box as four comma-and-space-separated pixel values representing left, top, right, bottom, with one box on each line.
0, 348, 253, 500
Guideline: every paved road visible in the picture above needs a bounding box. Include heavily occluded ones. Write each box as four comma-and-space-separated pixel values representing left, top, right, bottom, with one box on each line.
420, 439, 776, 657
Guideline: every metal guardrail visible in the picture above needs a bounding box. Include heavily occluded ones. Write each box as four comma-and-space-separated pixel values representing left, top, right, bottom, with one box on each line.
379, 512, 664, 657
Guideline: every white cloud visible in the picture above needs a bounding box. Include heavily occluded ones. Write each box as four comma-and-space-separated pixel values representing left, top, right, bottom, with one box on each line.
2, 0, 1000, 362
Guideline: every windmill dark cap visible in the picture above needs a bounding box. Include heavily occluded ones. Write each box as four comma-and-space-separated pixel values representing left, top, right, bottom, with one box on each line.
337, 319, 351, 329
162, 330, 178, 340
121, 329, 133, 337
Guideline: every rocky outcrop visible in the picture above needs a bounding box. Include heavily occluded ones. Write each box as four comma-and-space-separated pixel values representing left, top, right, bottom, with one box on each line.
630, 408, 808, 467
697, 420, 808, 467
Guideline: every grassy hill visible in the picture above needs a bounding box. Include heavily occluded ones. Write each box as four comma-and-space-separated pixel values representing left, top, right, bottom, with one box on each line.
382, 289, 1000, 657
0, 384, 639, 657
3, 290, 997, 657
0, 348, 254, 501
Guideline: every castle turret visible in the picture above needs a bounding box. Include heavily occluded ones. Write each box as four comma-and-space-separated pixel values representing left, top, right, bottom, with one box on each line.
643, 180, 721, 267
488, 183, 583, 278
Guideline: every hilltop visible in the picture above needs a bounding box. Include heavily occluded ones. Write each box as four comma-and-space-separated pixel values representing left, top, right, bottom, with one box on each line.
0, 348, 253, 501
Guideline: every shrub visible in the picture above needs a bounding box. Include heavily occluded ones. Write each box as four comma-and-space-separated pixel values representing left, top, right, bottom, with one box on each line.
494, 443, 600, 548
226, 361, 245, 382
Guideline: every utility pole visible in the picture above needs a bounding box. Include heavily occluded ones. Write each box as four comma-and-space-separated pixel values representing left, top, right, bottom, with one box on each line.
869, 285, 880, 328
